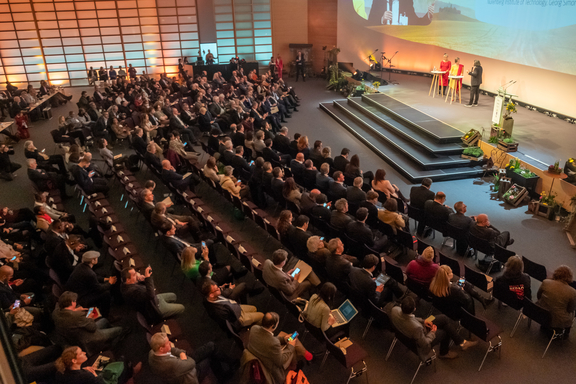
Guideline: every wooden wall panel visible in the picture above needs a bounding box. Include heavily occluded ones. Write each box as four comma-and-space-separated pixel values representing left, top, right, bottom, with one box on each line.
308, 0, 337, 74
271, 0, 307, 74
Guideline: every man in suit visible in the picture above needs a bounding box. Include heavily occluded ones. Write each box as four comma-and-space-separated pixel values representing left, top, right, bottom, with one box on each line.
349, 254, 404, 306
273, 126, 291, 154
170, 107, 197, 145
325, 238, 354, 281
289, 152, 305, 184
330, 198, 354, 230
131, 128, 148, 155
139, 188, 157, 221
295, 51, 305, 82
328, 171, 347, 202
333, 148, 350, 172
0, 145, 21, 182
390, 296, 477, 360
93, 110, 111, 141
52, 291, 123, 355
220, 140, 235, 165
180, 103, 197, 126
263, 138, 290, 164
410, 177, 434, 210
262, 249, 312, 301
121, 266, 185, 320
87, 102, 100, 122
359, 191, 380, 229
346, 208, 386, 252
448, 201, 475, 254
72, 158, 109, 195
27, 159, 68, 197
202, 280, 263, 330
286, 215, 312, 258
310, 193, 331, 222
302, 160, 319, 190
160, 223, 208, 258
347, 177, 367, 206
420, 191, 454, 236
270, 167, 285, 201
65, 251, 115, 318
315, 163, 333, 192
465, 60, 483, 107
469, 214, 514, 248
230, 146, 252, 174
148, 331, 215, 384
300, 189, 320, 216
247, 312, 311, 384
160, 160, 193, 192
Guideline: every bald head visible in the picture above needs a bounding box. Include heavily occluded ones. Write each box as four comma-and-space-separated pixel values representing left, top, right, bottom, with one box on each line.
0, 265, 14, 282
476, 214, 489, 226
296, 153, 304, 162
161, 160, 171, 170
310, 189, 320, 200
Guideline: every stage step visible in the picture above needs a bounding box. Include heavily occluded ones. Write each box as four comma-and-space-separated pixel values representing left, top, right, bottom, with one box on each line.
346, 98, 465, 156
334, 100, 472, 170
363, 93, 463, 144
320, 102, 485, 183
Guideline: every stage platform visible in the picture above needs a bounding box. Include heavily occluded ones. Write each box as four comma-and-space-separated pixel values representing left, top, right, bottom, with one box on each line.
360, 72, 575, 169
320, 93, 485, 183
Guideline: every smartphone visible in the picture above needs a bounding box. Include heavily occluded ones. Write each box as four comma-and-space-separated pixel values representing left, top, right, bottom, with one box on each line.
86, 307, 94, 318
41, 148, 45, 152
201, 241, 206, 248
183, 142, 188, 146
13, 300, 21, 309
323, 203, 327, 207
457, 278, 465, 287
10, 255, 17, 261
425, 315, 435, 323
249, 160, 254, 165
287, 331, 298, 342
28, 293, 34, 300
291, 267, 300, 277
320, 237, 324, 241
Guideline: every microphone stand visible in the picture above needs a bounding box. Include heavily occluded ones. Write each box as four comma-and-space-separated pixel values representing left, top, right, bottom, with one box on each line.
385, 51, 399, 84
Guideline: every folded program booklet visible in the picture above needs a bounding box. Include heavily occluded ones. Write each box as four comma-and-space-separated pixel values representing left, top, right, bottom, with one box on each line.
161, 196, 173, 206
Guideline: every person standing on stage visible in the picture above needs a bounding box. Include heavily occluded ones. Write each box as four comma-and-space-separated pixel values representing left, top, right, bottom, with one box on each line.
295, 51, 305, 82
439, 53, 451, 96
276, 54, 284, 79
448, 57, 464, 101
465, 60, 483, 107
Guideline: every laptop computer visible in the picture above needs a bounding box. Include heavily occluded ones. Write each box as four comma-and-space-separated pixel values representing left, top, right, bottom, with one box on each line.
331, 299, 358, 326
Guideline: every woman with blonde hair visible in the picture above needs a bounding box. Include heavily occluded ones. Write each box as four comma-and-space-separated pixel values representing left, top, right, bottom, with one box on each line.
219, 165, 249, 199
202, 156, 220, 183
181, 245, 231, 284
296, 135, 309, 158
406, 246, 439, 287
140, 113, 157, 141
429, 265, 488, 317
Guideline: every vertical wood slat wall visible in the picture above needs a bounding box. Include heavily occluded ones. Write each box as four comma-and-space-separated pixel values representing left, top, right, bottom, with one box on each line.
307, 0, 337, 75
0, 0, 199, 88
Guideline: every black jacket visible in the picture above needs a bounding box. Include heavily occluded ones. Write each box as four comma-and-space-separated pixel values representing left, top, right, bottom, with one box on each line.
409, 186, 434, 210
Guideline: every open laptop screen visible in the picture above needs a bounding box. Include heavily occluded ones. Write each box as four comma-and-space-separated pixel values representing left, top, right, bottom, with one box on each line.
339, 299, 358, 322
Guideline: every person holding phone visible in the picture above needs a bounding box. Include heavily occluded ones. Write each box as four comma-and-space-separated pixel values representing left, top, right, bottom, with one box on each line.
121, 265, 185, 320
247, 312, 313, 384
390, 296, 477, 360
429, 265, 492, 318
202, 280, 263, 329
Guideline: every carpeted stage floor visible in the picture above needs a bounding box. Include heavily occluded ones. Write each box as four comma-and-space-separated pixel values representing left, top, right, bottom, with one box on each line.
1, 75, 575, 384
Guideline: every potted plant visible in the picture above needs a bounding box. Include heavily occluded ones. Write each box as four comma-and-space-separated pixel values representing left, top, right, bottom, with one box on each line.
461, 129, 480, 146
498, 136, 518, 152
537, 191, 557, 220
461, 146, 484, 161
502, 101, 517, 136
502, 183, 528, 207
547, 161, 563, 175
505, 158, 540, 196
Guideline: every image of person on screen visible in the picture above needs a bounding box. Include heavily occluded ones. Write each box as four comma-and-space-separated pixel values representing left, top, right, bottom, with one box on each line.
465, 60, 483, 107
367, 0, 435, 26
439, 53, 451, 96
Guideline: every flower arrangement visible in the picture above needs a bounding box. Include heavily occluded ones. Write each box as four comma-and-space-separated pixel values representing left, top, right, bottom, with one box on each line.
462, 129, 477, 141
540, 191, 557, 206
504, 101, 517, 118
503, 184, 523, 203
506, 159, 537, 178
548, 161, 562, 174
373, 81, 381, 88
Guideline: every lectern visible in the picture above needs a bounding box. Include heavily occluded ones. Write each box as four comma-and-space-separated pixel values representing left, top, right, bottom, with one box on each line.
492, 83, 516, 132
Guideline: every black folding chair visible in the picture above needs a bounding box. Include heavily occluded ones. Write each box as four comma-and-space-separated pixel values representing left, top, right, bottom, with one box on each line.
385, 258, 405, 285
407, 204, 425, 234
464, 264, 493, 296
439, 251, 462, 277
510, 298, 566, 358
522, 255, 549, 282
465, 232, 494, 260
460, 308, 502, 371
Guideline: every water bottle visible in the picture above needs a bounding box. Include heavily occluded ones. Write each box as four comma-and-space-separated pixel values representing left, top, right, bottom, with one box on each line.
391, 0, 399, 25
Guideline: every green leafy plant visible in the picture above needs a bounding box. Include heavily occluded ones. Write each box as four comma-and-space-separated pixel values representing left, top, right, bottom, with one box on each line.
488, 136, 498, 144
493, 173, 500, 192
540, 191, 557, 206
504, 101, 517, 118
462, 147, 484, 157
502, 137, 515, 144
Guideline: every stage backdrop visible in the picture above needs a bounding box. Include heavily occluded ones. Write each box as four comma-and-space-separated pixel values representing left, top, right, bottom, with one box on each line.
337, 0, 576, 117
